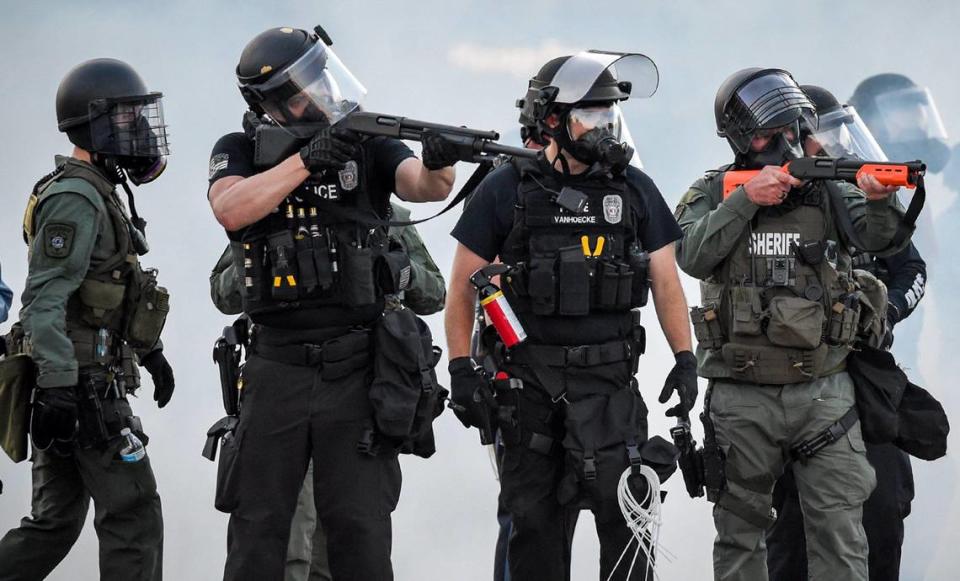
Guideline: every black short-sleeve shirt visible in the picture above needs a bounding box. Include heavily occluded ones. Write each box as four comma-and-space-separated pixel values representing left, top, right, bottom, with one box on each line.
452, 164, 683, 262
206, 130, 415, 328
207, 131, 415, 231
451, 162, 682, 345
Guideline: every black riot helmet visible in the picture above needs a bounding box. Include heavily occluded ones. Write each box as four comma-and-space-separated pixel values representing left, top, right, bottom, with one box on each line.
236, 26, 367, 138
849, 73, 951, 173
715, 68, 816, 168
56, 58, 170, 185
516, 50, 657, 171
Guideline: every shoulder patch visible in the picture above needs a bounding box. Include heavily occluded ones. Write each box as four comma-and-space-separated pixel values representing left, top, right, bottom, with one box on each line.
209, 153, 229, 179
43, 223, 75, 258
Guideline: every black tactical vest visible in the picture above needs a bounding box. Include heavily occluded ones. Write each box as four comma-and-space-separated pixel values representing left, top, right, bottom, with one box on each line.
230, 139, 407, 328
499, 158, 650, 345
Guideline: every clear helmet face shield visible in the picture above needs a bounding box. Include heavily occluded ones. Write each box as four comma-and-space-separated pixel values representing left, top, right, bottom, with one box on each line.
812, 105, 888, 161
874, 86, 948, 144
243, 42, 367, 138
551, 50, 659, 104
565, 104, 643, 169
88, 93, 170, 158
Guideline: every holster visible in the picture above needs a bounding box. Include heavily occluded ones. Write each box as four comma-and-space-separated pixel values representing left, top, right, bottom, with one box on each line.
699, 386, 726, 503
669, 418, 705, 499
212, 317, 249, 417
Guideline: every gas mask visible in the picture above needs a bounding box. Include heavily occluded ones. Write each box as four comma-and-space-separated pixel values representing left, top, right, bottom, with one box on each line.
743, 121, 803, 169
558, 104, 634, 173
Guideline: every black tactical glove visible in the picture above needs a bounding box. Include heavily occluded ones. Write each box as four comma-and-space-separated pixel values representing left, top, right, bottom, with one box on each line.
142, 350, 175, 408
299, 126, 362, 173
420, 130, 463, 170
30, 387, 79, 450
448, 357, 496, 429
659, 350, 699, 418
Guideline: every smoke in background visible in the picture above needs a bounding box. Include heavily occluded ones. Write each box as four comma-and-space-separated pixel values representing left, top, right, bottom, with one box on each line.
1, 1, 958, 578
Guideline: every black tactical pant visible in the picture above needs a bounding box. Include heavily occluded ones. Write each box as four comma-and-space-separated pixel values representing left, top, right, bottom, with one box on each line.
766, 442, 914, 581
223, 328, 401, 581
0, 399, 162, 581
496, 356, 650, 581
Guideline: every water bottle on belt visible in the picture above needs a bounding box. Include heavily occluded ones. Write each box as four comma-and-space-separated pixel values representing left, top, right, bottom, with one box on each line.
119, 428, 145, 463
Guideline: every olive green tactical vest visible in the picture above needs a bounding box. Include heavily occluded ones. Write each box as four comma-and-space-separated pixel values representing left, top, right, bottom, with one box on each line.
23, 159, 139, 343
698, 176, 860, 384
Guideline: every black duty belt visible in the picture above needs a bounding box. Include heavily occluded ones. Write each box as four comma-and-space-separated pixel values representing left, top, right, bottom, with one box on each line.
506, 340, 633, 368
251, 330, 370, 367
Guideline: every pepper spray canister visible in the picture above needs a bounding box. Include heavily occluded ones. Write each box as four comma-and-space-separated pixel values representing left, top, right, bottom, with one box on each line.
470, 264, 527, 349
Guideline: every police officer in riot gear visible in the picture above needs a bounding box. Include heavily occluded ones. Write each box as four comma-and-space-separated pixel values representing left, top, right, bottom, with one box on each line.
206, 199, 448, 581
0, 58, 171, 581
765, 84, 925, 581
446, 51, 695, 581
675, 69, 914, 581
850, 74, 951, 174
207, 26, 456, 581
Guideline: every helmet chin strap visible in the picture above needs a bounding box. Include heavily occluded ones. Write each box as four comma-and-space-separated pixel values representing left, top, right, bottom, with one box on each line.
91, 153, 150, 254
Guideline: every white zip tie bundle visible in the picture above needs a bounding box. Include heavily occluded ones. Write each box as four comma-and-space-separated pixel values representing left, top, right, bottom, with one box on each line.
606, 464, 674, 581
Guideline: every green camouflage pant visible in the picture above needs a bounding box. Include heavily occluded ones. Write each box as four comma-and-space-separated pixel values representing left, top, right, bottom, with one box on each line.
285, 461, 332, 581
709, 371, 875, 581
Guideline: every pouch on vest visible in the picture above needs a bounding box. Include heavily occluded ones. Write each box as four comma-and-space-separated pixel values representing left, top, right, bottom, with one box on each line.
766, 296, 824, 350
557, 387, 648, 507
77, 278, 127, 328
628, 247, 651, 307
368, 307, 446, 458
266, 231, 298, 301
340, 243, 377, 307
310, 235, 334, 291
597, 260, 634, 311
692, 282, 725, 350
232, 241, 267, 310
0, 353, 35, 463
125, 267, 170, 351
558, 245, 589, 316
730, 286, 764, 337
118, 344, 142, 392
528, 256, 556, 315
377, 241, 412, 296
721, 343, 828, 385
826, 296, 860, 345
294, 235, 320, 295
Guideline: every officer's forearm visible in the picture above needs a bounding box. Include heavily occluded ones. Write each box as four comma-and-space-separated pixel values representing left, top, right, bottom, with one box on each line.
210, 153, 310, 231
395, 158, 455, 202
445, 244, 489, 359
649, 247, 693, 354
445, 275, 476, 360
677, 187, 757, 279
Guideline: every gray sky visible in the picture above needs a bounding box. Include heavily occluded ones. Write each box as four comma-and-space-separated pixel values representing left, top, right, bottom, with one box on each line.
1, 1, 959, 579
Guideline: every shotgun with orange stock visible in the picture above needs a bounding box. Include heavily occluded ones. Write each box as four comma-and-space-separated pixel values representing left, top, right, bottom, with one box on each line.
721, 157, 926, 198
